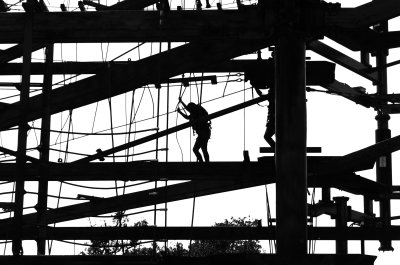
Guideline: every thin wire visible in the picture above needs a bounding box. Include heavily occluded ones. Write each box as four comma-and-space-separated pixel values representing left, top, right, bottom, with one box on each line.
265, 184, 275, 253
49, 110, 73, 254
63, 180, 152, 190
243, 81, 246, 151
188, 187, 196, 256
175, 82, 184, 162
222, 72, 231, 96
48, 87, 253, 148
52, 43, 145, 87
56, 239, 157, 248
93, 208, 167, 218
25, 191, 87, 201
91, 102, 99, 133
30, 127, 158, 136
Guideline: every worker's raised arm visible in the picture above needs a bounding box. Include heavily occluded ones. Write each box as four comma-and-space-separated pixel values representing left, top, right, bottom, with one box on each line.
254, 86, 263, 97
178, 97, 188, 109
177, 108, 189, 120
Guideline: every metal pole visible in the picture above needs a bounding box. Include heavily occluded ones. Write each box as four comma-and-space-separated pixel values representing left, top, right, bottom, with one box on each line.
362, 196, 373, 254
333, 196, 349, 254
275, 30, 307, 262
321, 188, 331, 203
13, 14, 33, 256
164, 42, 171, 250
374, 19, 393, 252
36, 44, 54, 255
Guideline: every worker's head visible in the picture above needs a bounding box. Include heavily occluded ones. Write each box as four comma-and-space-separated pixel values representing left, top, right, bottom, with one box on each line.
186, 102, 197, 113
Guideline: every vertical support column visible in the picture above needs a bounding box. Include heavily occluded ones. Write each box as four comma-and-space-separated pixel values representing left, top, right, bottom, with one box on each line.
333, 196, 349, 254
321, 187, 331, 203
13, 14, 33, 256
362, 196, 373, 254
36, 44, 54, 255
275, 31, 307, 261
373, 20, 393, 252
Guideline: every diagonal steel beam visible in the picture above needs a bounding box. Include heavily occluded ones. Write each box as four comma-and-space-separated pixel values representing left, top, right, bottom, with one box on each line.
0, 43, 46, 64
316, 134, 400, 176
0, 178, 269, 228
0, 40, 268, 131
308, 41, 377, 83
328, 0, 400, 28
76, 95, 269, 163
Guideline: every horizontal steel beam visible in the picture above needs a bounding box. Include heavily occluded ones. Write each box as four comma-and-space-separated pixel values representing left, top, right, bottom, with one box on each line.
327, 28, 400, 52
83, 0, 160, 10
0, 255, 155, 265
0, 160, 384, 228
0, 254, 377, 265
0, 40, 268, 130
1, 226, 400, 241
0, 60, 335, 81
0, 161, 273, 181
0, 10, 267, 43
0, 158, 383, 196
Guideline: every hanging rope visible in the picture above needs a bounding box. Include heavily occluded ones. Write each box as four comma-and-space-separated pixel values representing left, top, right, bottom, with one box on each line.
243, 80, 246, 151
265, 184, 276, 253
188, 184, 196, 256
175, 79, 185, 162
49, 109, 73, 254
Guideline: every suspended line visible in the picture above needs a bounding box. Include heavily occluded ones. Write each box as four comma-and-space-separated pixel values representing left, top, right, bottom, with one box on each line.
63, 180, 153, 191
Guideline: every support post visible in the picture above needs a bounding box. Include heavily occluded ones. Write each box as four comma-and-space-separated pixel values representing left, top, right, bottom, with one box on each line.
373, 19, 393, 252
362, 196, 373, 254
333, 196, 349, 254
321, 188, 331, 203
275, 30, 307, 262
36, 44, 54, 255
13, 14, 33, 256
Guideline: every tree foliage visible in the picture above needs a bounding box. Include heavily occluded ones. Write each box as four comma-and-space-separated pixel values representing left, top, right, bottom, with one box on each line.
83, 214, 262, 256
189, 217, 262, 257
84, 211, 154, 256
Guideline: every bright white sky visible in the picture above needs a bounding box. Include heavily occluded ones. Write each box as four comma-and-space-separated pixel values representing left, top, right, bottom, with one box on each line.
0, 0, 399, 263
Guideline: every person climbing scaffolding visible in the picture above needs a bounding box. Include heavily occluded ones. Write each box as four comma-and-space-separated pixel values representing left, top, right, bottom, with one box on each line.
254, 86, 275, 150
245, 54, 276, 150
178, 97, 211, 162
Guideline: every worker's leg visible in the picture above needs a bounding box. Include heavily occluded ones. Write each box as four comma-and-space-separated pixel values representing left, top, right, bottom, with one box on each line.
200, 129, 211, 162
200, 141, 209, 162
193, 137, 204, 162
264, 119, 276, 149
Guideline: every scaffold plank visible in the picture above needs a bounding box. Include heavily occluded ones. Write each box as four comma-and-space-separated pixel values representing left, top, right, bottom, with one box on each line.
0, 226, 397, 241
0, 10, 267, 43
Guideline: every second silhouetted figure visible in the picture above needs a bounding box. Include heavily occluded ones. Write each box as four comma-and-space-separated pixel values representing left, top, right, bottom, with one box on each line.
178, 98, 211, 162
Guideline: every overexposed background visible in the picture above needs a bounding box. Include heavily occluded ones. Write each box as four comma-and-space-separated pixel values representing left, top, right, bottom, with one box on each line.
0, 0, 399, 263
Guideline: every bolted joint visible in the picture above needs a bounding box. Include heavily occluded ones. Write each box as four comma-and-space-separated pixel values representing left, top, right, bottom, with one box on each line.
273, 0, 330, 40
375, 113, 390, 122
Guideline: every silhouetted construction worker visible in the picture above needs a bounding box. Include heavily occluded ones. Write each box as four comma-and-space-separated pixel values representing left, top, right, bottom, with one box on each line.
178, 98, 211, 162
245, 56, 275, 149
255, 87, 275, 149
